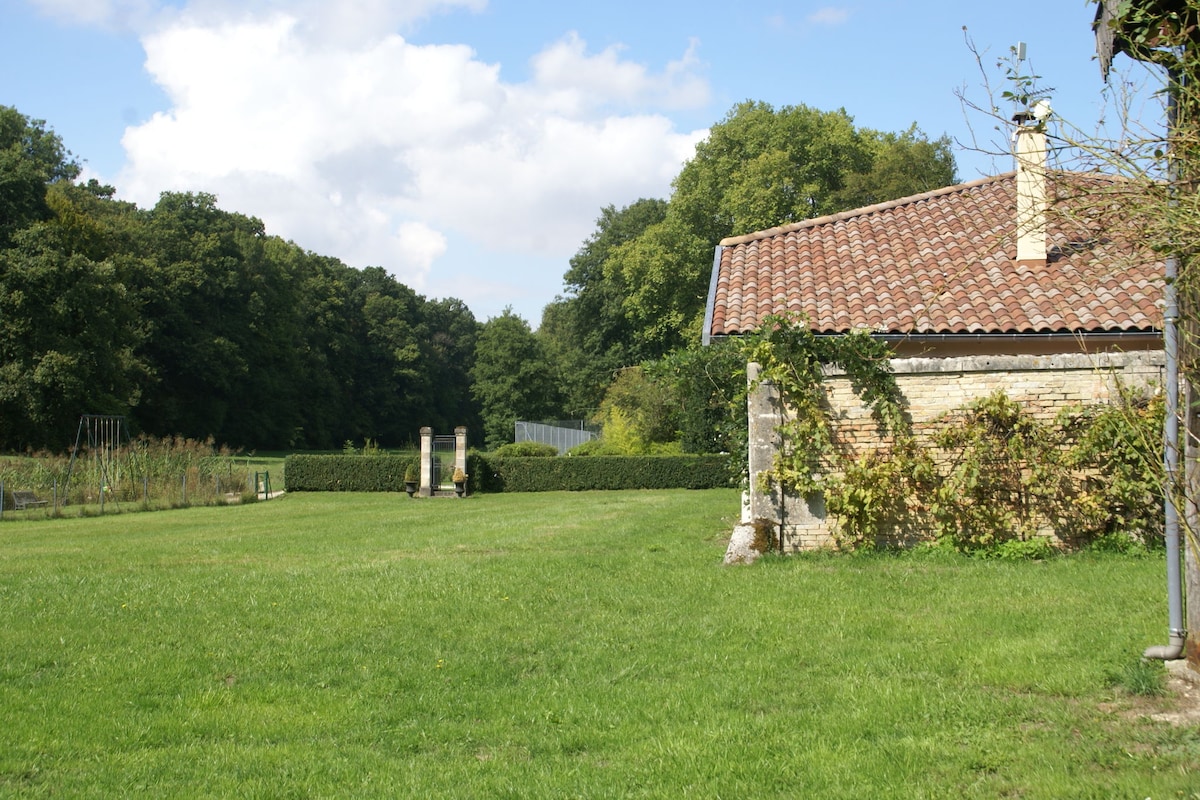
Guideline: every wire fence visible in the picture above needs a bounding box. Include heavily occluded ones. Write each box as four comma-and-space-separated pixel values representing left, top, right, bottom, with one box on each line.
514, 421, 600, 455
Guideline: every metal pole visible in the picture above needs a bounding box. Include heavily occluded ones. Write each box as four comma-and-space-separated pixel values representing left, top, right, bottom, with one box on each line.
1146, 64, 1187, 660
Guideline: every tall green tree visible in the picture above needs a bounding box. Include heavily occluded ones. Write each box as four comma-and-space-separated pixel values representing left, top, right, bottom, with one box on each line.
615, 102, 956, 357
133, 192, 277, 446
418, 297, 480, 436
832, 124, 957, 209
602, 213, 712, 358
540, 198, 667, 417
471, 309, 560, 449
0, 106, 79, 248
0, 109, 143, 452
546, 102, 958, 393
647, 337, 747, 456
0, 177, 148, 450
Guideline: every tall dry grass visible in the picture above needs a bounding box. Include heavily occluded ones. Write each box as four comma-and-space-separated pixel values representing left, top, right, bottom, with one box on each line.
0, 435, 259, 514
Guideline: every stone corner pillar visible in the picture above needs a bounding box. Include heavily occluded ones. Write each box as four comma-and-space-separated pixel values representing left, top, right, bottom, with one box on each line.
746, 361, 780, 530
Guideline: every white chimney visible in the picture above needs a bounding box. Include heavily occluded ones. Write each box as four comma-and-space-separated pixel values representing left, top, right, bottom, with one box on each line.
1013, 113, 1047, 264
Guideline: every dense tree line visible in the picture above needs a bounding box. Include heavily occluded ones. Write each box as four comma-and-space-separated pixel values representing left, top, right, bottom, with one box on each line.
0, 106, 477, 452
1, 101, 954, 454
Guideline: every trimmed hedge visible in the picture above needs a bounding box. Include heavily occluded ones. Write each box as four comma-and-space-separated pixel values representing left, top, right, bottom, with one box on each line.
285, 453, 734, 493
284, 454, 418, 492
467, 453, 733, 493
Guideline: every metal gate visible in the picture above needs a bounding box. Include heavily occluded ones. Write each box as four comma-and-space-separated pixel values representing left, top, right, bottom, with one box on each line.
432, 435, 456, 489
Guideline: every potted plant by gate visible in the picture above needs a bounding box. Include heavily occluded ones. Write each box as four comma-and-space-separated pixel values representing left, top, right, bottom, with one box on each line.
452, 467, 468, 497
404, 463, 418, 497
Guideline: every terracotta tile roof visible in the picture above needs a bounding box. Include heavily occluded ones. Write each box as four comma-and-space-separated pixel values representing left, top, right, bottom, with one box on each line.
705, 172, 1164, 339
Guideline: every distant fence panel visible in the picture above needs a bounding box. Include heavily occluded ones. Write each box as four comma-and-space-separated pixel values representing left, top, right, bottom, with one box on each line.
515, 421, 598, 455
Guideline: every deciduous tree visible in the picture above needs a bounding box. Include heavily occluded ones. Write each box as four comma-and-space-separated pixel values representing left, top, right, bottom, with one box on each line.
547, 102, 958, 391
471, 309, 560, 450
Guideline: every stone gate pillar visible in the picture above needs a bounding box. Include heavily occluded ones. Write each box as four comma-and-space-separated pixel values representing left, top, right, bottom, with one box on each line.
419, 427, 433, 497
455, 427, 468, 496
454, 427, 468, 473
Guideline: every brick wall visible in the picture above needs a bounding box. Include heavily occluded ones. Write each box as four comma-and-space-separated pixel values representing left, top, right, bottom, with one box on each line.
747, 351, 1165, 551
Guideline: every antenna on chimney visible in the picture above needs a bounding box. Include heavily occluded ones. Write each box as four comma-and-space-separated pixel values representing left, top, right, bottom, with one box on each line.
1012, 42, 1030, 120
1009, 41, 1051, 130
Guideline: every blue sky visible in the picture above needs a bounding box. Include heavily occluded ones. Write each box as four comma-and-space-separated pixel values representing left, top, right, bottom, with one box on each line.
1, 0, 1165, 325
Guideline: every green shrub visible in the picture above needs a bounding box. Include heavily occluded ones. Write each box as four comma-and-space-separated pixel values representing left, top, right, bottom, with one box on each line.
1084, 531, 1150, 555
973, 537, 1059, 561
493, 441, 560, 458
826, 388, 1164, 556
567, 439, 624, 456
593, 367, 678, 452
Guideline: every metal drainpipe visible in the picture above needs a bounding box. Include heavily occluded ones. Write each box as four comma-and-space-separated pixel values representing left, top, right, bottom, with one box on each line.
1145, 64, 1187, 661
1145, 250, 1186, 661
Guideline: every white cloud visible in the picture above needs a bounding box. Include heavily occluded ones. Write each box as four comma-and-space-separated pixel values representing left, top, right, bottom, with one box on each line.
808, 7, 850, 26
394, 221, 447, 275
29, 0, 159, 30
113, 2, 709, 315
530, 32, 709, 112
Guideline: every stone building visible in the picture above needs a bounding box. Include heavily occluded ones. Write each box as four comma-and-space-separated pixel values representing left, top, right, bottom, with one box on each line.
703, 120, 1165, 550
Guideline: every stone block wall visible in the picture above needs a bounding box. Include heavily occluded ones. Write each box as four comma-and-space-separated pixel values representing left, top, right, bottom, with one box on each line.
747, 351, 1165, 552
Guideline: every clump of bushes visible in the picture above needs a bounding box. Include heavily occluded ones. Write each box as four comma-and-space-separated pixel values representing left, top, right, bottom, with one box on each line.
824, 390, 1165, 555
493, 441, 559, 457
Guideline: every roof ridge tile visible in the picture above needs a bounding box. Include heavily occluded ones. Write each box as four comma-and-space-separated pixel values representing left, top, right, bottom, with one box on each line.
718, 173, 1015, 248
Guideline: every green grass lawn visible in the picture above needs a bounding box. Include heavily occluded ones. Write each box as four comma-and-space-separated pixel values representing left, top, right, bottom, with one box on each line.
0, 489, 1196, 798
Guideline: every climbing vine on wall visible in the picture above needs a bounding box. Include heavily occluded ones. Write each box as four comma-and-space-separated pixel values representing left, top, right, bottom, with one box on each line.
929, 391, 1074, 550
928, 390, 1164, 552
743, 315, 1165, 553
741, 313, 909, 498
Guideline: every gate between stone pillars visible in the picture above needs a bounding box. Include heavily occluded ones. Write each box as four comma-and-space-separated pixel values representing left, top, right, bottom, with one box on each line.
417, 426, 469, 497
